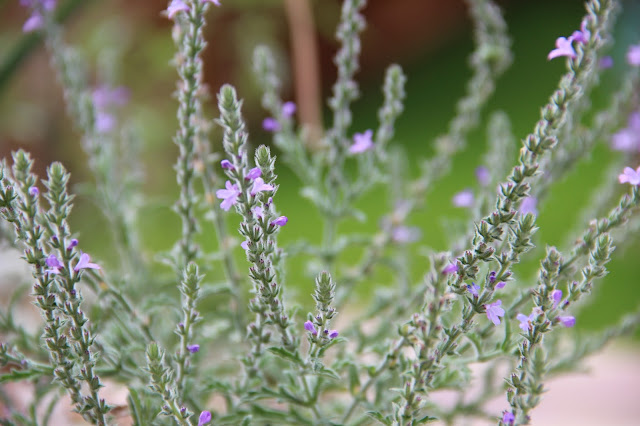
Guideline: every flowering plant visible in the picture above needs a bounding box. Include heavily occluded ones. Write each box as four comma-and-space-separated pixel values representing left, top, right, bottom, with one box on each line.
1, 0, 640, 425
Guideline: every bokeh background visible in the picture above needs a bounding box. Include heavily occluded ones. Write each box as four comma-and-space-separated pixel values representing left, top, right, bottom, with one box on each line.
1, 0, 640, 423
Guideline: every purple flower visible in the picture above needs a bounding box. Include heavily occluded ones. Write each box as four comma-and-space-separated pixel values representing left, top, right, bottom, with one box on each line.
93, 86, 129, 108
485, 300, 505, 326
282, 101, 296, 118
92, 86, 129, 133
304, 320, 317, 335
328, 330, 339, 339
599, 56, 613, 69
250, 177, 274, 196
570, 20, 590, 44
611, 112, 640, 152
349, 130, 374, 154
442, 263, 458, 274
166, 0, 190, 19
618, 166, 640, 186
187, 344, 200, 353
271, 216, 288, 227
519, 196, 538, 215
241, 240, 250, 251
551, 289, 563, 309
495, 281, 506, 289
516, 313, 533, 332
262, 117, 281, 132
23, 13, 43, 33
28, 186, 39, 197
452, 189, 474, 208
627, 44, 640, 66
20, 1, 56, 32
45, 254, 64, 275
557, 315, 576, 328
67, 238, 78, 250
246, 167, 262, 180
548, 37, 577, 60
221, 159, 234, 170
216, 181, 241, 211
251, 205, 264, 219
466, 283, 480, 297
391, 226, 421, 244
74, 252, 101, 271
475, 166, 490, 186
95, 112, 116, 133
502, 411, 515, 425
198, 411, 212, 426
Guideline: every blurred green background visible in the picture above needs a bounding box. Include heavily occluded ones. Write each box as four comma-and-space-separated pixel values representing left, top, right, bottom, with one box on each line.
1, 0, 639, 335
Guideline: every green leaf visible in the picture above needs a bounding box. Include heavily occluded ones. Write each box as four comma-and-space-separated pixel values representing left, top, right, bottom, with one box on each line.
366, 411, 391, 425
315, 366, 341, 380
0, 368, 49, 383
127, 388, 143, 426
267, 347, 303, 365
348, 363, 361, 393
416, 414, 438, 423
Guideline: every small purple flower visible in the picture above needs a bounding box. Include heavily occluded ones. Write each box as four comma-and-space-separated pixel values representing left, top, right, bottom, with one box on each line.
485, 300, 505, 326
262, 117, 281, 132
28, 186, 39, 197
495, 281, 506, 289
519, 196, 538, 215
166, 0, 190, 19
557, 315, 576, 328
216, 181, 241, 211
282, 101, 296, 118
452, 189, 474, 208
304, 320, 318, 335
250, 177, 274, 196
187, 344, 200, 353
548, 37, 577, 60
45, 254, 64, 275
570, 20, 590, 44
442, 263, 458, 274
466, 283, 480, 297
349, 129, 374, 154
95, 112, 116, 133
488, 271, 497, 284
271, 216, 288, 227
516, 313, 532, 332
502, 411, 515, 425
220, 159, 234, 170
328, 330, 339, 339
93, 86, 129, 109
618, 166, 640, 185
241, 240, 250, 251
551, 289, 563, 309
23, 13, 43, 33
251, 205, 264, 219
198, 410, 212, 426
611, 112, 640, 152
246, 167, 262, 180
74, 252, 101, 271
599, 56, 613, 69
67, 238, 78, 250
475, 166, 490, 186
92, 86, 129, 133
627, 44, 640, 66
391, 226, 421, 244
